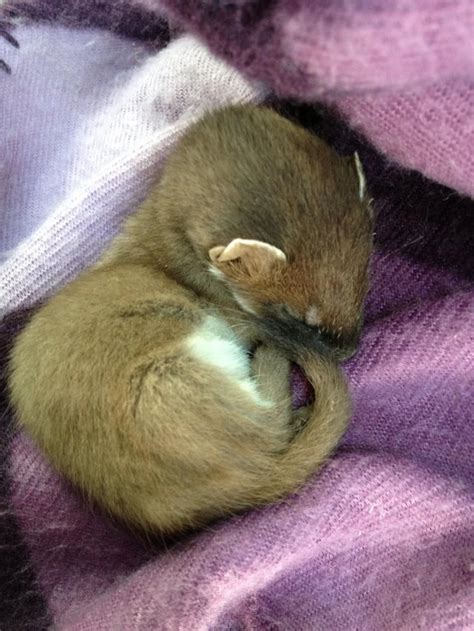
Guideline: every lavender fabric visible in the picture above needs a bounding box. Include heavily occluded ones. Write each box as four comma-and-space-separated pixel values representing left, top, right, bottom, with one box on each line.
0, 2, 473, 630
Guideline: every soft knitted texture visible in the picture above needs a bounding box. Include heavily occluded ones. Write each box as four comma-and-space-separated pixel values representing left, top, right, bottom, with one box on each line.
4, 0, 474, 197
0, 4, 473, 630
157, 0, 474, 198
0, 27, 265, 315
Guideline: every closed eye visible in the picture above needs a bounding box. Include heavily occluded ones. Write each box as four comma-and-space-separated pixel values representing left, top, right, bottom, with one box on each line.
273, 304, 302, 321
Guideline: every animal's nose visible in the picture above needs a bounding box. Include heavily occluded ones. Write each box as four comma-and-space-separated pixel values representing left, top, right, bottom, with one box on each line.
316, 329, 360, 362
334, 343, 358, 361
329, 336, 360, 361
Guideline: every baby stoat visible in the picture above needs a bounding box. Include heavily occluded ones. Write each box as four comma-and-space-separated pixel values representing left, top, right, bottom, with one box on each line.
9, 105, 373, 535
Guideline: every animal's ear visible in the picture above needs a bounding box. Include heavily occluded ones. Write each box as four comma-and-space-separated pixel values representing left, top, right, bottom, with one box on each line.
209, 238, 287, 274
353, 152, 367, 201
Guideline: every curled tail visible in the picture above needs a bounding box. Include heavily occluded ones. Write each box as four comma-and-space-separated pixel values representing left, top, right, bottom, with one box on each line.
270, 351, 350, 495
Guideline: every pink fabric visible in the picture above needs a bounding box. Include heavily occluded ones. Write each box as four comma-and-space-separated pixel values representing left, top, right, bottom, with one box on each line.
159, 0, 474, 197
332, 81, 474, 200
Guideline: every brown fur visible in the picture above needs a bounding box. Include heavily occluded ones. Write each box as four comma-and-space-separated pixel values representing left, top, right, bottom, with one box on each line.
106, 105, 373, 358
8, 105, 372, 534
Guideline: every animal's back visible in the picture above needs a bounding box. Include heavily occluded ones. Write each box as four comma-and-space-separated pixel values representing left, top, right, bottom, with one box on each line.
9, 263, 294, 532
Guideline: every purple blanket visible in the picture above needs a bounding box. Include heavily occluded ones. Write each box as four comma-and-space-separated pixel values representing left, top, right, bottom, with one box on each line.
1, 1, 473, 629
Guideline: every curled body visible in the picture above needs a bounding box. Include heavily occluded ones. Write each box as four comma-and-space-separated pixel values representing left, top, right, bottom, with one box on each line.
10, 263, 349, 532
9, 105, 373, 534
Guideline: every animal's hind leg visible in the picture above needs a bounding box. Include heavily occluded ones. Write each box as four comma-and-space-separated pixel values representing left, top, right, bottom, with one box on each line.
251, 345, 293, 435
251, 345, 313, 438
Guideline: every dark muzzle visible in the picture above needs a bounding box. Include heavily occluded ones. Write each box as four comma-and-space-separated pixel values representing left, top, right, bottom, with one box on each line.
259, 316, 359, 362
